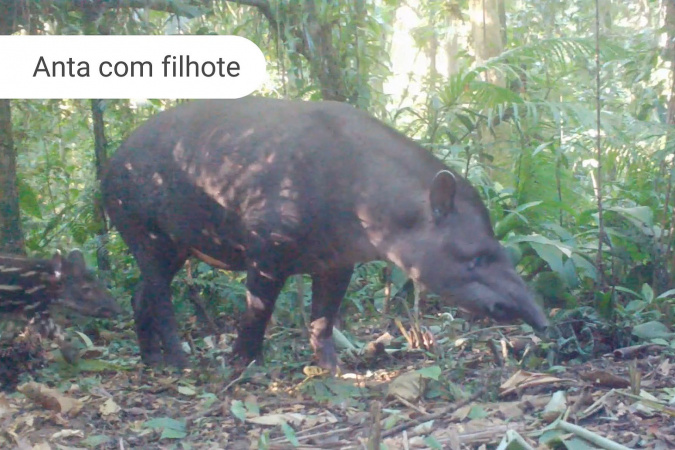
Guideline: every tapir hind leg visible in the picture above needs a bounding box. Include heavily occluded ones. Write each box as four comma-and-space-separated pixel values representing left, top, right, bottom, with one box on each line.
310, 266, 353, 373
114, 215, 189, 367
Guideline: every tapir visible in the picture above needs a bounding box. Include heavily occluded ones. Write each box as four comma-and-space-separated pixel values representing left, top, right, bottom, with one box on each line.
101, 97, 548, 369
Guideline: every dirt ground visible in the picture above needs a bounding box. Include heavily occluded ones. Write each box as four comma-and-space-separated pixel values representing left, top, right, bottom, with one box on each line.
1, 314, 674, 449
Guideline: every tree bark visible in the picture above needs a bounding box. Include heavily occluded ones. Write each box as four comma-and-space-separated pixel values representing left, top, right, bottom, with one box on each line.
0, 99, 23, 254
91, 99, 111, 271
0, 2, 24, 254
469, 0, 505, 86
661, 0, 675, 293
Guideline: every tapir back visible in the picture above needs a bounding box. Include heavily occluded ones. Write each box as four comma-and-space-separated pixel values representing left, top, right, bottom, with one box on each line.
103, 98, 455, 272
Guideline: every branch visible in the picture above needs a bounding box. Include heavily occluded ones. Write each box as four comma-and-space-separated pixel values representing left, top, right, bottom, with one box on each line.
226, 0, 278, 33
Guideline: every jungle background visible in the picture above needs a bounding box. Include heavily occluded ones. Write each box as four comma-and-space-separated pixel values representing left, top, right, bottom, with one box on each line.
1, 0, 674, 449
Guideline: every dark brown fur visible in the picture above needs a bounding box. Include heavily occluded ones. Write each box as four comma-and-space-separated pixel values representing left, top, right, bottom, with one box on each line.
102, 98, 547, 369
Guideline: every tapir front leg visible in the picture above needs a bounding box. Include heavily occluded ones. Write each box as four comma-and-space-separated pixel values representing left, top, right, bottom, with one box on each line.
232, 266, 287, 366
132, 282, 162, 365
310, 266, 353, 373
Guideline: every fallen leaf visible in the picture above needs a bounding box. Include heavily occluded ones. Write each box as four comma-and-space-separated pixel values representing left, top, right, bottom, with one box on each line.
542, 390, 567, 423
499, 370, 574, 396
51, 429, 84, 439
246, 412, 306, 426
177, 385, 196, 396
387, 370, 426, 402
17, 382, 83, 416
580, 370, 630, 389
100, 398, 121, 416
0, 394, 14, 419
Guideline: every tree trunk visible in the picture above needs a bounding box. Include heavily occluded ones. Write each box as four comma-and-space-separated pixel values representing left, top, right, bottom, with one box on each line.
0, 2, 24, 254
660, 0, 675, 293
469, 0, 505, 86
91, 99, 111, 271
0, 99, 23, 254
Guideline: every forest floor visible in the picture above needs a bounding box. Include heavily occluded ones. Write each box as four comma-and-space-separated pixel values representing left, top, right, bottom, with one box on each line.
1, 312, 674, 449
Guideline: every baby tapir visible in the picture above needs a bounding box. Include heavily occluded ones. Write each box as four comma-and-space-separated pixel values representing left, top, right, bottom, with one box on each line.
102, 98, 548, 370
0, 250, 121, 344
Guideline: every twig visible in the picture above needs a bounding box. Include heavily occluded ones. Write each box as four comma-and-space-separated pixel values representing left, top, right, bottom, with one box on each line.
221, 360, 257, 393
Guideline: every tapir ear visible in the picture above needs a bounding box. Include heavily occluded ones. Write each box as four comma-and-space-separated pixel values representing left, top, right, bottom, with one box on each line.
67, 249, 86, 276
429, 170, 457, 222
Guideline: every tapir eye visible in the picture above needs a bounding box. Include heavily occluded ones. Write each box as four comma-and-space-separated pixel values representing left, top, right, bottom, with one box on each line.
468, 254, 488, 271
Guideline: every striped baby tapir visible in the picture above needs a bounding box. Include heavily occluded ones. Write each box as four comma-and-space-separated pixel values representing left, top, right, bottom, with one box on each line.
0, 250, 121, 344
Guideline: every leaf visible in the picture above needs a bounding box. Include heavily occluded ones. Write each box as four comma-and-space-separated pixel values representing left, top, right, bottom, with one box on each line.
230, 400, 248, 423
624, 300, 647, 314
143, 417, 187, 440
247, 413, 305, 426
178, 386, 196, 396
496, 429, 535, 450
416, 365, 441, 381
656, 288, 675, 300
387, 371, 425, 402
529, 242, 564, 275
424, 435, 443, 449
606, 206, 654, 227
99, 398, 121, 416
17, 382, 83, 416
81, 435, 113, 447
614, 286, 642, 299
641, 283, 654, 303
73, 331, 94, 348
632, 321, 672, 340
280, 421, 300, 447
467, 405, 488, 419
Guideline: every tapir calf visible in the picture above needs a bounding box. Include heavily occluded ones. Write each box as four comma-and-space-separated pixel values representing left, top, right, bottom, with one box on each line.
101, 97, 548, 369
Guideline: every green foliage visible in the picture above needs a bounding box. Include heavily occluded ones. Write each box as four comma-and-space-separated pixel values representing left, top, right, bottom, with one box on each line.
9, 0, 675, 368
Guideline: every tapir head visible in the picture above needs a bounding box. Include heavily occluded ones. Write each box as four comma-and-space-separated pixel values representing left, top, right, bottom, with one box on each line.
51, 250, 122, 318
395, 170, 548, 330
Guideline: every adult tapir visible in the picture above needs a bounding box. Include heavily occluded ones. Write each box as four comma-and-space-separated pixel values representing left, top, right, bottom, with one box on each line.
101, 97, 548, 369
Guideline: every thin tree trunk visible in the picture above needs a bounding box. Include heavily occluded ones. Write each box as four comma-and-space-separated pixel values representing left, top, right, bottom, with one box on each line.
91, 99, 111, 271
0, 3, 23, 254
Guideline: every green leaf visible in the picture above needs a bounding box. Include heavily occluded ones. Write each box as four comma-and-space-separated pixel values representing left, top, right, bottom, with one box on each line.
632, 321, 671, 340
424, 435, 443, 449
416, 365, 441, 381
178, 385, 196, 396
641, 283, 654, 303
656, 289, 675, 300
72, 331, 94, 349
143, 417, 187, 440
606, 206, 654, 227
614, 286, 641, 298
81, 434, 112, 447
280, 421, 300, 447
529, 242, 564, 275
231, 400, 247, 422
467, 405, 488, 419
245, 398, 260, 416
624, 300, 647, 314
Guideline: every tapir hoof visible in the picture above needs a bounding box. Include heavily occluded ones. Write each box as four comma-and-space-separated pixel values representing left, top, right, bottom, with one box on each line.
140, 350, 188, 369
314, 338, 340, 375
164, 352, 189, 369
229, 347, 263, 370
